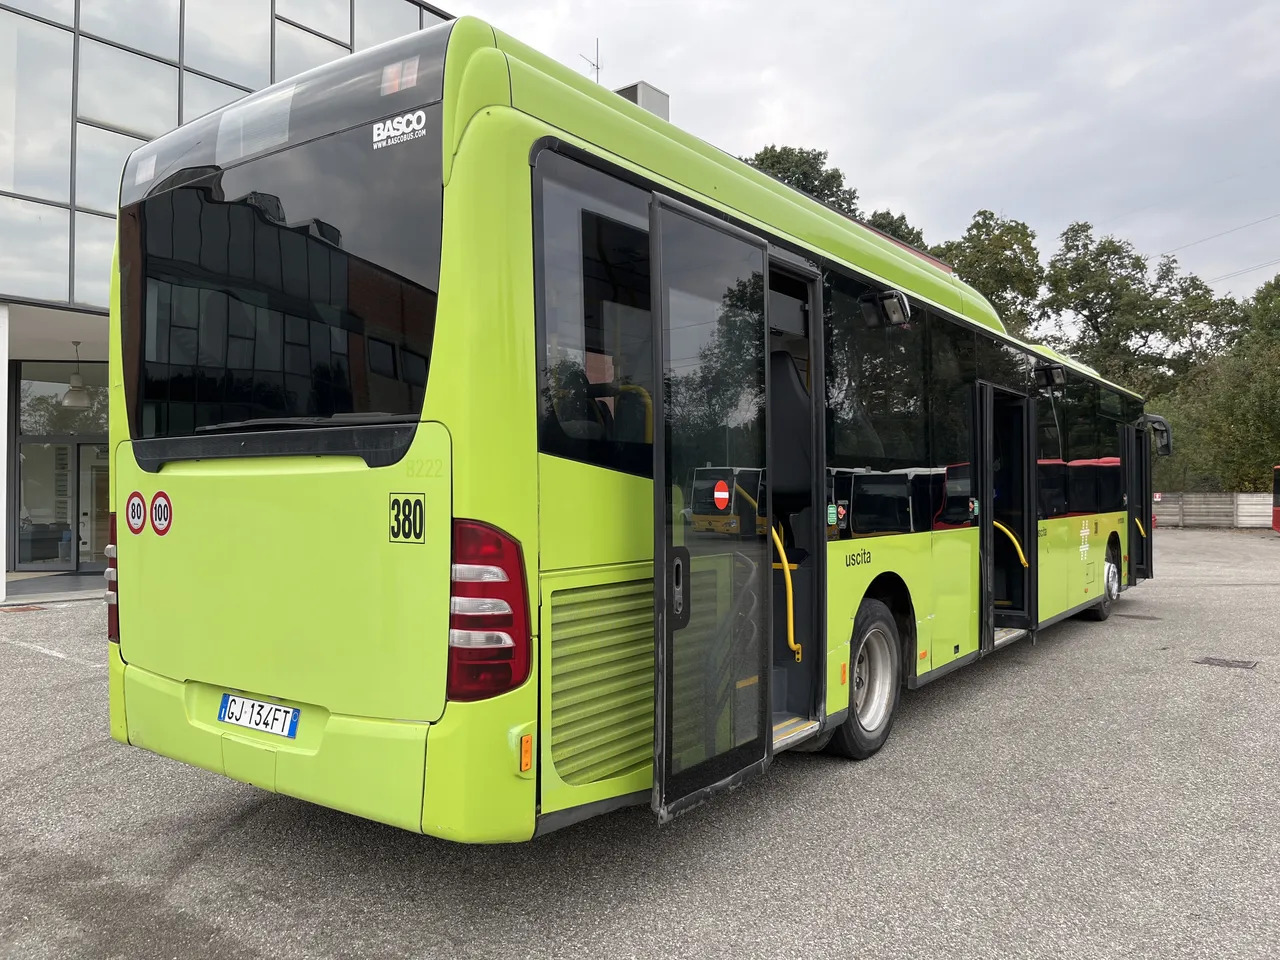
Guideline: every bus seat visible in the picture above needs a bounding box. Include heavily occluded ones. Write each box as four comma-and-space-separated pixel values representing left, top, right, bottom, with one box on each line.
614, 384, 652, 444
551, 367, 607, 440
594, 399, 615, 436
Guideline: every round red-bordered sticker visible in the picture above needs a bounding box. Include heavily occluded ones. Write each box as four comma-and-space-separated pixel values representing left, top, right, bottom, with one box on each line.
149, 491, 173, 536
713, 480, 730, 511
125, 491, 147, 535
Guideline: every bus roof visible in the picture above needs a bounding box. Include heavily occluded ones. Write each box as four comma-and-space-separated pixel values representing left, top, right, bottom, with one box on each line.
345, 18, 1136, 404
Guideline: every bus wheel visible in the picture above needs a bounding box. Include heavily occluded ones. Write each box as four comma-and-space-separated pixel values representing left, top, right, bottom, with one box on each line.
1082, 541, 1120, 621
827, 599, 902, 760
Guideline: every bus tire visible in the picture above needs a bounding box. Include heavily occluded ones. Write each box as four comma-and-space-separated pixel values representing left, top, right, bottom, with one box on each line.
827, 599, 902, 760
1081, 540, 1120, 621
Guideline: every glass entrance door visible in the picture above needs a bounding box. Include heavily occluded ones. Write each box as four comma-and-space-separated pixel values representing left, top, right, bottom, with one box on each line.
78, 443, 111, 570
17, 442, 77, 572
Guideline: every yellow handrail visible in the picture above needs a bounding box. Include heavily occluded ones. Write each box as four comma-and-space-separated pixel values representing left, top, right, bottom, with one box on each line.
1134, 517, 1147, 538
992, 520, 1029, 568
770, 525, 801, 662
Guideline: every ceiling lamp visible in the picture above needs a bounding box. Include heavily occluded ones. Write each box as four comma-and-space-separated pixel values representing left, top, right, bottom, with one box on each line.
61, 340, 90, 409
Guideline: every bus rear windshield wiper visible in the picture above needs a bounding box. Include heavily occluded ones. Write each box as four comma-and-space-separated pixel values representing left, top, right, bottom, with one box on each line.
194, 413, 420, 434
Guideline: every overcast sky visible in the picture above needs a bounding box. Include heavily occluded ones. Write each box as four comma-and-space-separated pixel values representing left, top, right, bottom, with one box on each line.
464, 0, 1280, 300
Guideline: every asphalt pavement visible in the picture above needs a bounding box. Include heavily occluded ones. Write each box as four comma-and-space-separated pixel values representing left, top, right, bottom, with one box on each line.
1, 528, 1277, 960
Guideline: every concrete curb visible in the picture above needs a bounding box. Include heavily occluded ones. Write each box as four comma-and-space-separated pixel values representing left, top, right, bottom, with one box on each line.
0, 590, 105, 608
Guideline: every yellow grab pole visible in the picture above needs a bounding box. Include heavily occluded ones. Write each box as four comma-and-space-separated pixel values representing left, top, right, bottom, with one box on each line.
770, 525, 801, 662
992, 520, 1030, 568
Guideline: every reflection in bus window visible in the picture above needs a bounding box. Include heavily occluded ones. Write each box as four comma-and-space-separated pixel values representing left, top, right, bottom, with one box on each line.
536, 153, 653, 477
823, 268, 930, 538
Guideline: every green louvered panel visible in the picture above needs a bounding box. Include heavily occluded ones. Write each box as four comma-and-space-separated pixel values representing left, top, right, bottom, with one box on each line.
549, 569, 723, 786
550, 579, 655, 785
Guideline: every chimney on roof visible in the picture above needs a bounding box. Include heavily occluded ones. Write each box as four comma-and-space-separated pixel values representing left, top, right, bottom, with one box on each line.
614, 81, 669, 121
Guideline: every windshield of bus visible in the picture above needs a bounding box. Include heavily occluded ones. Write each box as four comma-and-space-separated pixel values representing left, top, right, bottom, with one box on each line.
117, 26, 448, 441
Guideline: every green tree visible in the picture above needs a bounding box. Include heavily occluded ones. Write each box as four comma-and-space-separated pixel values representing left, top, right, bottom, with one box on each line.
1243, 273, 1280, 340
743, 145, 860, 218
1152, 336, 1280, 492
932, 210, 1044, 338
1041, 222, 1242, 396
864, 208, 927, 249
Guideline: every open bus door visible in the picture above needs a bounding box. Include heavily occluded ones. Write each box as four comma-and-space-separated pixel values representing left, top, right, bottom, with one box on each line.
976, 383, 1037, 649
649, 196, 772, 823
1124, 423, 1154, 582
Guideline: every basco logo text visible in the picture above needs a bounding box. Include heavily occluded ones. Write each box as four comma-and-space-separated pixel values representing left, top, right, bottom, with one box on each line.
372, 110, 428, 148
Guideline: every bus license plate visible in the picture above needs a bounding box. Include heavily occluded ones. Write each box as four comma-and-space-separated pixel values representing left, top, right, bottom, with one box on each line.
218, 693, 300, 739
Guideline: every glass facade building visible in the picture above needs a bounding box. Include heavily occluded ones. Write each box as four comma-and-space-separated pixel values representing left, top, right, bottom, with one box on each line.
1, 0, 450, 581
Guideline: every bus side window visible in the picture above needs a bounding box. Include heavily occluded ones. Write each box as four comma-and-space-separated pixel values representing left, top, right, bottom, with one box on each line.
535, 152, 654, 478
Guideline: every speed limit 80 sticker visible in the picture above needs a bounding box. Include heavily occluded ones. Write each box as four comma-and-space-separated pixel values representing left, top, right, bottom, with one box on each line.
125, 491, 147, 534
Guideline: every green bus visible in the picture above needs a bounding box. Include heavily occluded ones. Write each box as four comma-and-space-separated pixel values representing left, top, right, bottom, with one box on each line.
105, 17, 1171, 842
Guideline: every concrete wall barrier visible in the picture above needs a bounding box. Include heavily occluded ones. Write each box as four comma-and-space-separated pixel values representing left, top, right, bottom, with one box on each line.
1152, 492, 1273, 528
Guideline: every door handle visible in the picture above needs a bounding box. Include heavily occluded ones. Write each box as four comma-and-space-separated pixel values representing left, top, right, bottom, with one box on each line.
668, 546, 692, 630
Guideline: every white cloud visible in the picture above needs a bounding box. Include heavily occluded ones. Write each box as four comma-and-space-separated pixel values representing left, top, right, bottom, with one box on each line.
465, 0, 1280, 297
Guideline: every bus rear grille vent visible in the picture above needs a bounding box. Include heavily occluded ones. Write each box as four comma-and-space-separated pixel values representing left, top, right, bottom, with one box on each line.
550, 579, 656, 785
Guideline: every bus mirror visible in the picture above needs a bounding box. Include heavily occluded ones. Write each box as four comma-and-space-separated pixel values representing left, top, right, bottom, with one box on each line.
1033, 363, 1067, 389
1145, 414, 1172, 457
859, 289, 911, 328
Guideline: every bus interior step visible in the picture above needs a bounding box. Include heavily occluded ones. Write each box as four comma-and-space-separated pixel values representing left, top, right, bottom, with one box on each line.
993, 628, 1028, 649
772, 713, 819, 751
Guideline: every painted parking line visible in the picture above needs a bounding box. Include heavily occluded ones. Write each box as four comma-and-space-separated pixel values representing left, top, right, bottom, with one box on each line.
0, 638, 103, 669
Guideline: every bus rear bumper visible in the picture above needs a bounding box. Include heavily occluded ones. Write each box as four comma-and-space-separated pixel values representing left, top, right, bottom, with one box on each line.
115, 657, 427, 833
110, 653, 537, 843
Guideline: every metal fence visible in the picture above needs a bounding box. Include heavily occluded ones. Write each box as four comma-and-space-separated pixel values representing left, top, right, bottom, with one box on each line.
1152, 493, 1273, 528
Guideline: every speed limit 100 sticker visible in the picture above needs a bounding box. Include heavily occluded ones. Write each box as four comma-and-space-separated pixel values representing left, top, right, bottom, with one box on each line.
125, 491, 147, 534
149, 491, 173, 536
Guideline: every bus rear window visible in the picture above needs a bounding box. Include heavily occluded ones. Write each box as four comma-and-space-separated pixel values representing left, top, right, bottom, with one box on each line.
119, 106, 441, 439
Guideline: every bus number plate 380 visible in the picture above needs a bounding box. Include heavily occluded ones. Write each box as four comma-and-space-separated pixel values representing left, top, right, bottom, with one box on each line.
389, 493, 426, 543
218, 694, 300, 739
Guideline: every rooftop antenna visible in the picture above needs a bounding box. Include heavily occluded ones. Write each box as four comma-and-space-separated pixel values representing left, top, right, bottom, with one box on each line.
579, 38, 601, 84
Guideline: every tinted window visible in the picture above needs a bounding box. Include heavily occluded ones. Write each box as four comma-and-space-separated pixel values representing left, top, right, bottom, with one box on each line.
1061, 377, 1099, 513
78, 37, 178, 138
185, 0, 271, 88
0, 195, 68, 301
80, 0, 180, 60
978, 335, 1032, 392
1036, 385, 1068, 518
76, 124, 145, 214
275, 19, 349, 82
121, 107, 442, 438
0, 11, 73, 203
182, 73, 248, 124
536, 152, 653, 477
355, 0, 420, 50
122, 23, 451, 207
823, 268, 928, 537
1096, 386, 1125, 512
74, 211, 116, 306
928, 312, 975, 528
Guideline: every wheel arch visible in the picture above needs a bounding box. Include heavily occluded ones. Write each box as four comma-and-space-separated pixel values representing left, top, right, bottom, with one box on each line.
862, 572, 916, 683
1107, 530, 1122, 557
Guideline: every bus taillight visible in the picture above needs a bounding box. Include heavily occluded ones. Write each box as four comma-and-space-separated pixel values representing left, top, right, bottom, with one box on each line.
105, 512, 119, 642
447, 520, 530, 701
